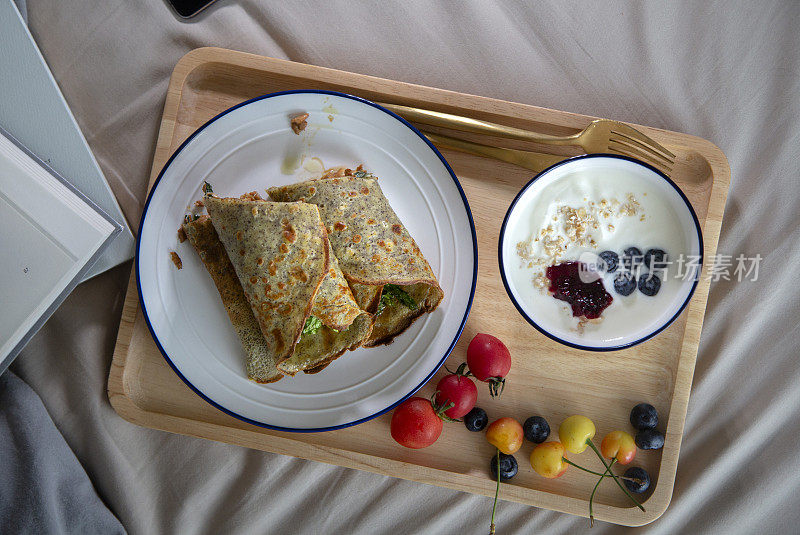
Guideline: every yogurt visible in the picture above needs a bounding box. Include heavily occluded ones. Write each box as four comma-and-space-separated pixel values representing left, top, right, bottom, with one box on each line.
500, 157, 701, 349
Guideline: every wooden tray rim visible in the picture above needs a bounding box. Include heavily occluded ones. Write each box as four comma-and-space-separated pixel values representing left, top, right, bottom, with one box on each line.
108, 47, 731, 526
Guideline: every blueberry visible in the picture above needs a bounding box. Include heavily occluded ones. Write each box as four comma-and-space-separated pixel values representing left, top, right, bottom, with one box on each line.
598, 251, 619, 273
622, 247, 643, 271
635, 429, 665, 450
644, 248, 668, 270
464, 407, 488, 432
638, 273, 661, 296
623, 466, 651, 494
613, 272, 637, 296
523, 416, 550, 443
630, 403, 658, 430
490, 453, 519, 482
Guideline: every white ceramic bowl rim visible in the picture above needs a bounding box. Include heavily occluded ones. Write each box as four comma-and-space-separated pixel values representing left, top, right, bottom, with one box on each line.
497, 153, 703, 351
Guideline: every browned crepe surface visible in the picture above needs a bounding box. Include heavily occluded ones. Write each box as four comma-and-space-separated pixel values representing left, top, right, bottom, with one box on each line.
268, 171, 444, 345
204, 196, 329, 364
181, 216, 282, 383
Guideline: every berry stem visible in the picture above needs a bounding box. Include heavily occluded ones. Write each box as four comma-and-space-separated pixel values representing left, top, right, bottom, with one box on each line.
490, 449, 499, 535
562, 458, 609, 477
488, 377, 506, 398
560, 458, 639, 482
585, 439, 645, 512
429, 391, 460, 423
445, 362, 470, 377
589, 458, 616, 527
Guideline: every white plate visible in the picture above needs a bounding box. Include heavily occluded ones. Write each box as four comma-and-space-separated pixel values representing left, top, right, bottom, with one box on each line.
137, 91, 477, 431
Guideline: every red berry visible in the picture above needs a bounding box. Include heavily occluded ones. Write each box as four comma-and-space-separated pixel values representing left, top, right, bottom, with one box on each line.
435, 373, 477, 419
466, 334, 511, 397
390, 397, 443, 449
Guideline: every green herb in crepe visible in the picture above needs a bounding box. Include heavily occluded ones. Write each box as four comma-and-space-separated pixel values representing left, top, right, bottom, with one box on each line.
302, 316, 323, 336
202, 181, 213, 194
377, 284, 417, 315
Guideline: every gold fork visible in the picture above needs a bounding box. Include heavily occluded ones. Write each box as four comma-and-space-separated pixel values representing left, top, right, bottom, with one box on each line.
380, 103, 675, 175
421, 131, 565, 173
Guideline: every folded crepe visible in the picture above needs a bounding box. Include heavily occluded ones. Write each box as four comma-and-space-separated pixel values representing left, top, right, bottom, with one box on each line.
192, 195, 371, 381
280, 239, 373, 376
182, 215, 282, 383
267, 169, 444, 346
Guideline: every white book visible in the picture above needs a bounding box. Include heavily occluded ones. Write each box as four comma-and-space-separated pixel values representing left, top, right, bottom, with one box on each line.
0, 0, 135, 281
0, 128, 120, 373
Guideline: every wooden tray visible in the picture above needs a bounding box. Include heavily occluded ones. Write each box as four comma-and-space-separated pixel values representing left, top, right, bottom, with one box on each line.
108, 47, 729, 526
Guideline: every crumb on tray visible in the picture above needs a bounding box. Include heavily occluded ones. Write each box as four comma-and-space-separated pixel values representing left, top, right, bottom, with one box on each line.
290, 113, 309, 134
177, 227, 187, 243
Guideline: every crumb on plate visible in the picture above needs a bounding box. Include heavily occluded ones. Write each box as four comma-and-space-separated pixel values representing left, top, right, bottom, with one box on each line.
321, 164, 366, 179
240, 191, 264, 201
290, 113, 309, 134
170, 251, 182, 269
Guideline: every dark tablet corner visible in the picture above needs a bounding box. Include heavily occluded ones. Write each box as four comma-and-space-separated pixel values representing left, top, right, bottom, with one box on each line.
165, 0, 218, 18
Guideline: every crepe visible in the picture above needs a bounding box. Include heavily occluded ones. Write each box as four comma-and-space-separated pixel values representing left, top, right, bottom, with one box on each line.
202, 194, 372, 378
182, 215, 282, 383
267, 169, 444, 346
278, 238, 373, 375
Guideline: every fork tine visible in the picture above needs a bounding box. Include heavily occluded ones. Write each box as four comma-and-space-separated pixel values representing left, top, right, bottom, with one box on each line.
608, 139, 673, 175
609, 122, 676, 159
610, 131, 675, 167
607, 138, 668, 168
609, 135, 674, 170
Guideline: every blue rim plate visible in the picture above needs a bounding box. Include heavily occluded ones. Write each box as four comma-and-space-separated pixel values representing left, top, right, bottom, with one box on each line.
136, 90, 477, 432
498, 154, 703, 351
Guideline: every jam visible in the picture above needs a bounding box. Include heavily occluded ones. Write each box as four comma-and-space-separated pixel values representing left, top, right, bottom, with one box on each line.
545, 262, 613, 319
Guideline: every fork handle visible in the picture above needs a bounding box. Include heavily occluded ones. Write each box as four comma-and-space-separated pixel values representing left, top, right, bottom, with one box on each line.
421, 130, 565, 172
381, 102, 580, 145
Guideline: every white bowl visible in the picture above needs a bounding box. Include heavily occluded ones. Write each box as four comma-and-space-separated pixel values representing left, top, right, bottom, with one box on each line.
498, 154, 703, 351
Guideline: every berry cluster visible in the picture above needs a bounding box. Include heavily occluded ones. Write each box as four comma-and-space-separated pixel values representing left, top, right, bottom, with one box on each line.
468, 403, 665, 527
389, 332, 668, 530
599, 247, 668, 297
